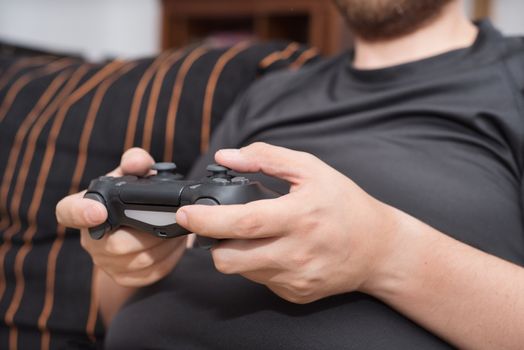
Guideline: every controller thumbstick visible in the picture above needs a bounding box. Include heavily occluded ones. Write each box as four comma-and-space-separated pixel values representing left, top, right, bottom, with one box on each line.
206, 164, 230, 177
152, 162, 178, 175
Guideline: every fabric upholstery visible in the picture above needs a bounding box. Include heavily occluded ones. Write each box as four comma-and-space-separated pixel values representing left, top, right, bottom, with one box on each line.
0, 42, 319, 349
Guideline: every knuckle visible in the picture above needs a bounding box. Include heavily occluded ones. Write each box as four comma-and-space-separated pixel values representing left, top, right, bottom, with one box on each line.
288, 251, 313, 270
299, 212, 320, 233
286, 294, 313, 305
247, 142, 268, 153
73, 202, 87, 227
289, 278, 312, 295
244, 142, 272, 161
212, 251, 235, 274
282, 294, 302, 304
131, 252, 154, 270
56, 196, 82, 227
269, 285, 310, 305
112, 274, 137, 287
104, 235, 129, 256
112, 271, 156, 287
213, 260, 231, 274
270, 284, 319, 305
300, 151, 319, 165
285, 281, 317, 305
233, 213, 262, 238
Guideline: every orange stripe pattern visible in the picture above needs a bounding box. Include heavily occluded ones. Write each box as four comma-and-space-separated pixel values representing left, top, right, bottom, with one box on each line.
163, 47, 209, 162
201, 41, 252, 154
0, 42, 317, 349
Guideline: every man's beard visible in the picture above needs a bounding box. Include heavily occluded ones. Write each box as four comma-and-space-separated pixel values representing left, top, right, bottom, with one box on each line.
333, 0, 453, 41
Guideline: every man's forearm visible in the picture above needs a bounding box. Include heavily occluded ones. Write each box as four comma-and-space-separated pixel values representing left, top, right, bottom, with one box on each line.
364, 208, 524, 350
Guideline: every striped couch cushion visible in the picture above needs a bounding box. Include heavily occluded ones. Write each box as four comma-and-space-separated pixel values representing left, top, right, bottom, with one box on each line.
0, 42, 319, 349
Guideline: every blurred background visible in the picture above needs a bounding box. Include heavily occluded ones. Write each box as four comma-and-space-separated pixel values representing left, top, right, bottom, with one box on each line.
0, 0, 523, 61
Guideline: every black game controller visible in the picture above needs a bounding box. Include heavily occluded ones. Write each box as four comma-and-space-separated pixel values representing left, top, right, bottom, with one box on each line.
83, 162, 280, 243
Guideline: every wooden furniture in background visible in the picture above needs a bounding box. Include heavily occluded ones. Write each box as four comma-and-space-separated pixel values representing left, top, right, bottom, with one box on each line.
161, 0, 493, 56
473, 0, 492, 19
161, 0, 352, 56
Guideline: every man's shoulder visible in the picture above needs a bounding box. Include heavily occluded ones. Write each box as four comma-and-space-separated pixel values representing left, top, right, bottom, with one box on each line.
501, 34, 524, 60
246, 53, 347, 103
500, 35, 524, 94
236, 53, 348, 122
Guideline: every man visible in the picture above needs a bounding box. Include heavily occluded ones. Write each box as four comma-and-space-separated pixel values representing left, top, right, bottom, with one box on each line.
57, 0, 524, 348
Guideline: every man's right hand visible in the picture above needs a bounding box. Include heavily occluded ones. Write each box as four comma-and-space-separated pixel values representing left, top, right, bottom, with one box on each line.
56, 148, 187, 288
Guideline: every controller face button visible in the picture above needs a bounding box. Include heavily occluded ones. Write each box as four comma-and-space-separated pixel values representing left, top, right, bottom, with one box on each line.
212, 178, 230, 185
231, 176, 249, 184
124, 209, 177, 226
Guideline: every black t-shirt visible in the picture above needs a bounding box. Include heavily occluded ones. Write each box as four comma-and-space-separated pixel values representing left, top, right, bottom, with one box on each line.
106, 21, 524, 349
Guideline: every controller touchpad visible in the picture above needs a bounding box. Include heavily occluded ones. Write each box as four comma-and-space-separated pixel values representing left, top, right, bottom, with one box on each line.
124, 209, 177, 226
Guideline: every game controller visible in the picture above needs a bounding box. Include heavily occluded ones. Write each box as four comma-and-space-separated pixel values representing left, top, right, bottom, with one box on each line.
83, 162, 281, 243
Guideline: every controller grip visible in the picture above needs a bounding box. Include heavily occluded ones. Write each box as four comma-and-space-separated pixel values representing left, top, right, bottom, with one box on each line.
84, 192, 112, 240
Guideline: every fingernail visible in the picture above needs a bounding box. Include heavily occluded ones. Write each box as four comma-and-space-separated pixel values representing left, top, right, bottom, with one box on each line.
176, 209, 188, 227
217, 148, 241, 160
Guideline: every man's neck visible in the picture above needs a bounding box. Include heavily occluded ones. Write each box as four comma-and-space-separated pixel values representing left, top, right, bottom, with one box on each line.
352, 2, 478, 70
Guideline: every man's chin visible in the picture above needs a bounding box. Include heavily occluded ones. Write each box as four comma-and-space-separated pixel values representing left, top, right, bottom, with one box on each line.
333, 0, 453, 41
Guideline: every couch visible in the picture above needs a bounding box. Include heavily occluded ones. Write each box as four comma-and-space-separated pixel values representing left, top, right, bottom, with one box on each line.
0, 41, 319, 349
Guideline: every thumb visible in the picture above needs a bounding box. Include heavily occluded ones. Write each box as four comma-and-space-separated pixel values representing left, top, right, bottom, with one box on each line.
120, 147, 155, 176
214, 142, 318, 184
107, 147, 156, 178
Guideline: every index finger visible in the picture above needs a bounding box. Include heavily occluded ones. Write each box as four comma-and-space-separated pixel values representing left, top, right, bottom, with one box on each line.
176, 195, 296, 239
215, 142, 320, 185
56, 191, 107, 229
